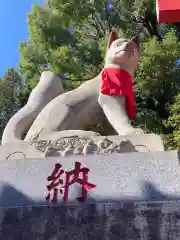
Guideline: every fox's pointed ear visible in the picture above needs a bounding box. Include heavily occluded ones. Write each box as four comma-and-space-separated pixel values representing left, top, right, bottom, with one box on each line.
132, 36, 140, 52
107, 29, 119, 49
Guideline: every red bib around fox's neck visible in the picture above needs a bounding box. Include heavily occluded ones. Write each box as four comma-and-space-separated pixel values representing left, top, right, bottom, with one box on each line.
100, 66, 136, 120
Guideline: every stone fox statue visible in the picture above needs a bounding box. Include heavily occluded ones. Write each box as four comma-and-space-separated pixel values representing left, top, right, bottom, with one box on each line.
2, 30, 143, 145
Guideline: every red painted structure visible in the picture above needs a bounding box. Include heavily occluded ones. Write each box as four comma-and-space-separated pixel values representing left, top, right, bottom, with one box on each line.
156, 0, 180, 23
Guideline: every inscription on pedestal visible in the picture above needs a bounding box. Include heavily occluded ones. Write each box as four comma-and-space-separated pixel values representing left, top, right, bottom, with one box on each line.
31, 136, 149, 157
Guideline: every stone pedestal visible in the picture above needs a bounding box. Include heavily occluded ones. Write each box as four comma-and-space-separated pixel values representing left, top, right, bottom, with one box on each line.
0, 134, 164, 160
1, 201, 180, 239
0, 151, 179, 239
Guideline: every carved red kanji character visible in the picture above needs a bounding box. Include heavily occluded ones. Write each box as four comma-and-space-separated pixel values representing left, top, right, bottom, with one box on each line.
46, 161, 96, 204
46, 163, 64, 204
62, 161, 96, 203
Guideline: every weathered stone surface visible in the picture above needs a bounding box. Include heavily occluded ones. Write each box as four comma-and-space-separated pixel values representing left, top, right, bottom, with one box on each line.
98, 94, 144, 135
0, 141, 44, 160
24, 75, 103, 141
2, 71, 64, 145
0, 134, 164, 160
35, 133, 164, 157
1, 201, 180, 239
0, 151, 179, 206
0, 151, 180, 239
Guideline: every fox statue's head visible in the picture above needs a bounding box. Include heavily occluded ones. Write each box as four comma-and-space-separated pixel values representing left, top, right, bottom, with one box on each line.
105, 29, 140, 76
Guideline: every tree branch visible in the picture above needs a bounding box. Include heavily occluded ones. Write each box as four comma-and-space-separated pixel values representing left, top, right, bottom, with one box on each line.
91, 8, 106, 36
103, 2, 112, 32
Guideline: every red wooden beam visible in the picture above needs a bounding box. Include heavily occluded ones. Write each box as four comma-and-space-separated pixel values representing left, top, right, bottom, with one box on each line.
156, 0, 180, 23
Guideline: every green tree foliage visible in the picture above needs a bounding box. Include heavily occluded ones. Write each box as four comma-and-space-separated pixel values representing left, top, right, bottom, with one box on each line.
164, 94, 180, 150
19, 1, 104, 90
0, 69, 24, 138
134, 31, 180, 136
19, 0, 158, 90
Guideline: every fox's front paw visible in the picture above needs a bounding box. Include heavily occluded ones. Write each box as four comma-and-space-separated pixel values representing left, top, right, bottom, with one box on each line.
121, 127, 144, 135
131, 128, 144, 135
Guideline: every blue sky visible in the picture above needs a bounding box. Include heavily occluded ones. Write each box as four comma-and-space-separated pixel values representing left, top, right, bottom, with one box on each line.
0, 0, 43, 77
